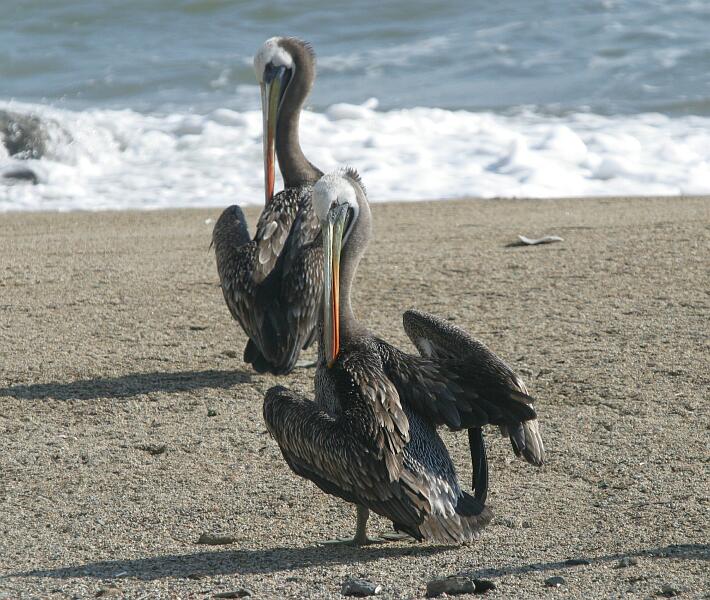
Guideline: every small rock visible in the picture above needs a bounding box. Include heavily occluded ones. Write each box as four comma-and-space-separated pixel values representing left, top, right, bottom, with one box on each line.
213, 590, 252, 598
427, 576, 475, 597
223, 350, 238, 358
660, 583, 682, 597
545, 576, 566, 588
500, 516, 522, 529
207, 408, 218, 417
615, 557, 639, 568
472, 579, 496, 593
136, 443, 167, 456
190, 325, 208, 331
341, 578, 382, 597
564, 558, 590, 566
2, 167, 38, 184
96, 588, 121, 597
198, 532, 237, 545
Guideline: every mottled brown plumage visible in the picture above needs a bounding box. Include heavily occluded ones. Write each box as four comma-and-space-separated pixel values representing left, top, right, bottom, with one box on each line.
263, 170, 545, 544
213, 37, 322, 374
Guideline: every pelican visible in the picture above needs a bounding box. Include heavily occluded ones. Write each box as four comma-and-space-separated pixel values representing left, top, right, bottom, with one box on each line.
264, 169, 545, 545
212, 37, 322, 374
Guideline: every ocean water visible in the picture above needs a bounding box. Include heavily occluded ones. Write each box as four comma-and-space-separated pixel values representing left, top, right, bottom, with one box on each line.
2, 0, 710, 211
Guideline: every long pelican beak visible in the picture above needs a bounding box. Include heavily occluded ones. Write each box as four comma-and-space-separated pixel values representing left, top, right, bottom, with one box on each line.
322, 205, 348, 368
260, 65, 287, 204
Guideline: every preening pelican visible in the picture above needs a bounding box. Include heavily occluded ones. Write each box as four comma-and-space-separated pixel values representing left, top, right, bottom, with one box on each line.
213, 37, 323, 374
264, 169, 544, 544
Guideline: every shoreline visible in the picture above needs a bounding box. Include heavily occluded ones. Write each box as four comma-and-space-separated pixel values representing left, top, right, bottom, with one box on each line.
2, 193, 709, 217
1, 196, 707, 599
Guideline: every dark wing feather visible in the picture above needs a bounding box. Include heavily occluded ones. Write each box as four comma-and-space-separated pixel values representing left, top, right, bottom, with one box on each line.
212, 206, 269, 357
397, 310, 544, 466
279, 193, 323, 357
212, 186, 322, 374
263, 383, 419, 528
340, 349, 410, 481
252, 188, 302, 284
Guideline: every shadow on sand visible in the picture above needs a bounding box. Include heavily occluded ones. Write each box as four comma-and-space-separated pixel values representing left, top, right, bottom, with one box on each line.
9, 544, 448, 581
6, 543, 707, 582
0, 369, 252, 401
463, 543, 708, 580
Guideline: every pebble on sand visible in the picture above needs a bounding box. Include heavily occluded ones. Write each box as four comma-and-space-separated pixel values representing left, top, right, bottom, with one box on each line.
197, 532, 237, 545
95, 588, 121, 597
660, 583, 682, 597
545, 576, 566, 588
426, 576, 495, 597
341, 578, 382, 597
615, 557, 639, 568
213, 589, 252, 598
135, 443, 167, 456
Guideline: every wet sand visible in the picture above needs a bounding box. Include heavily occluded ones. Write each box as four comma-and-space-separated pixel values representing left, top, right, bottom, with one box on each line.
0, 196, 708, 599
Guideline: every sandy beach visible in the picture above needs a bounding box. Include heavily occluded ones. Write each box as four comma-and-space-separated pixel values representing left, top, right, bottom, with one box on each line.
0, 196, 707, 599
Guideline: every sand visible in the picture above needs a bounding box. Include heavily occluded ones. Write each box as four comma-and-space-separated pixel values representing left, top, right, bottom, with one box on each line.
0, 196, 708, 599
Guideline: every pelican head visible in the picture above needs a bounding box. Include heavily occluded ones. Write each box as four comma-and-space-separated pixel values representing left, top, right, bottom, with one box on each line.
313, 168, 369, 367
253, 37, 314, 203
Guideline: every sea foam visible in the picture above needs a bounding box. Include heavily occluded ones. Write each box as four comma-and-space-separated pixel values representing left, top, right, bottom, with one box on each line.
1, 99, 709, 212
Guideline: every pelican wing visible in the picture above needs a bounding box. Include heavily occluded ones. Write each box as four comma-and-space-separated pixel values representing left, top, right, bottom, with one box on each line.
212, 206, 267, 350
382, 309, 544, 466
263, 384, 420, 528
252, 187, 304, 284
278, 195, 322, 357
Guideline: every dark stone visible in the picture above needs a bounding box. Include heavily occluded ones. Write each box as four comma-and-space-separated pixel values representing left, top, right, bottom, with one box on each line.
2, 167, 38, 184
427, 576, 494, 596
427, 576, 476, 597
341, 578, 382, 596
545, 576, 566, 588
615, 557, 639, 568
95, 588, 121, 597
197, 532, 237, 545
660, 583, 682, 597
207, 408, 218, 417
213, 590, 252, 598
473, 579, 496, 593
564, 558, 591, 566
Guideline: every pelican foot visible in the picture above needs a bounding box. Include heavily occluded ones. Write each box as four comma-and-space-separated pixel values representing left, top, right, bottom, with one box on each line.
318, 535, 389, 546
380, 531, 415, 542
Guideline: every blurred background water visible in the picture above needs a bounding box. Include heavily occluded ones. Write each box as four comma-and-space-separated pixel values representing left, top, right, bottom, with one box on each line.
2, 0, 710, 210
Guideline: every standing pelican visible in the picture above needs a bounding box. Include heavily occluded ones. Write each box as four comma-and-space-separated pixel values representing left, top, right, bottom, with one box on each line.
264, 169, 545, 545
212, 37, 323, 374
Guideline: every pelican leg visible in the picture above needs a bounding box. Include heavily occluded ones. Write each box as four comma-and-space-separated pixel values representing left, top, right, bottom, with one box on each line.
353, 504, 370, 545
320, 505, 406, 545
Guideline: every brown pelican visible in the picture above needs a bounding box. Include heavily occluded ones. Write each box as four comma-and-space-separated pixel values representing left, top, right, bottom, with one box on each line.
264, 169, 545, 544
212, 37, 323, 374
